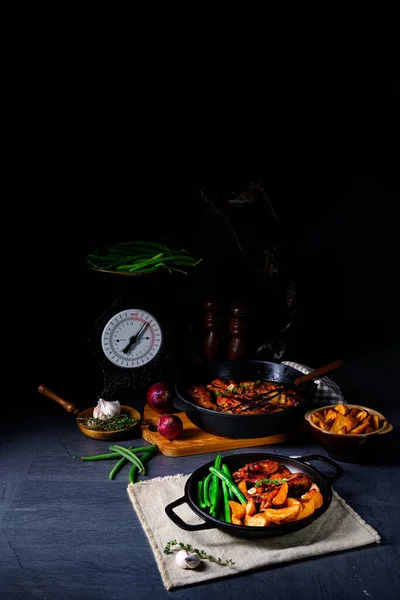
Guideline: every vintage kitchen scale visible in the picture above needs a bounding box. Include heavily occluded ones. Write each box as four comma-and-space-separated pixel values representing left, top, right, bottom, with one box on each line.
89, 295, 170, 401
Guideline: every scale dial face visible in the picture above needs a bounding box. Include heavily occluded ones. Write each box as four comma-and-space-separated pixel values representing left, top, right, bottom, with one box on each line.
100, 308, 163, 369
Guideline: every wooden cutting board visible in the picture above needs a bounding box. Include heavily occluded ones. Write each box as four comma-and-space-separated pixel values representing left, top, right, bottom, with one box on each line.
141, 404, 307, 457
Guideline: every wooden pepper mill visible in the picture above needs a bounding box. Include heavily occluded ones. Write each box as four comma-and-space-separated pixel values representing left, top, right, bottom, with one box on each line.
203, 297, 222, 362
228, 299, 248, 360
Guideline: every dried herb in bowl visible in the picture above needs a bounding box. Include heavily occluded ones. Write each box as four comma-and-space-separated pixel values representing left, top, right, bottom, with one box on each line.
77, 414, 139, 431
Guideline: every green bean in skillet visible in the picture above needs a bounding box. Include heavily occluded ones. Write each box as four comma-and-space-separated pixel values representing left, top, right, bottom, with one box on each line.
202, 472, 213, 508
221, 463, 236, 501
208, 466, 247, 505
197, 478, 207, 510
209, 455, 222, 518
221, 479, 231, 523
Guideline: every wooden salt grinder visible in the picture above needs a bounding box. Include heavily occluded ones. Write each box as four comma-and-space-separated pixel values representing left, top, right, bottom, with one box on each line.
228, 300, 248, 360
203, 297, 222, 361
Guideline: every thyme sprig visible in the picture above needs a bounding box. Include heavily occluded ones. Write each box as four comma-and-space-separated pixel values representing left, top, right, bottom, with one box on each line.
255, 477, 288, 487
163, 540, 235, 566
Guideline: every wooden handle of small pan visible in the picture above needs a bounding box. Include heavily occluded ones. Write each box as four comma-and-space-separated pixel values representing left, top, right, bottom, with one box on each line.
293, 360, 344, 385
37, 383, 80, 416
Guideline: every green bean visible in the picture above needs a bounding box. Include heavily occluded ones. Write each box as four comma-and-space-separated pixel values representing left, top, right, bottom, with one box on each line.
221, 480, 231, 523
127, 253, 164, 271
203, 472, 213, 507
109, 456, 128, 480
128, 448, 158, 484
197, 479, 207, 509
209, 455, 222, 517
209, 466, 247, 504
75, 445, 157, 461
109, 444, 146, 474
85, 240, 201, 276
221, 464, 235, 501
73, 452, 121, 461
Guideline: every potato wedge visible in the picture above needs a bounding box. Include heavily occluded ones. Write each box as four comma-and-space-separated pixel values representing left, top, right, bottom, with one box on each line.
315, 417, 329, 430
272, 481, 289, 506
350, 418, 371, 434
296, 498, 316, 520
285, 497, 303, 509
344, 415, 359, 431
301, 485, 324, 509
334, 403, 349, 415
355, 410, 368, 421
330, 413, 347, 433
244, 512, 269, 527
325, 408, 339, 423
237, 480, 247, 496
231, 515, 243, 525
245, 498, 257, 516
372, 415, 380, 430
311, 411, 325, 423
228, 501, 246, 520
264, 502, 301, 524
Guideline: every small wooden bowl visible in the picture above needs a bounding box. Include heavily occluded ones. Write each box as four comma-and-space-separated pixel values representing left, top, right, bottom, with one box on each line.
37, 384, 141, 441
76, 405, 141, 440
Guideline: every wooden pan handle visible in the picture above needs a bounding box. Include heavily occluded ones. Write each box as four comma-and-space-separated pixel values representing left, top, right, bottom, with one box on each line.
293, 360, 344, 386
37, 384, 80, 416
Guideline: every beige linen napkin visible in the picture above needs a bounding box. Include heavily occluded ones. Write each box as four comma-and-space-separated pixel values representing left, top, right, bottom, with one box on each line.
127, 474, 380, 591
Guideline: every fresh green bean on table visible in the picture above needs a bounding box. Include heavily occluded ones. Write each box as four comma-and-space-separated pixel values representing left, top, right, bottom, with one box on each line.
128, 447, 158, 484
109, 444, 147, 474
73, 444, 159, 484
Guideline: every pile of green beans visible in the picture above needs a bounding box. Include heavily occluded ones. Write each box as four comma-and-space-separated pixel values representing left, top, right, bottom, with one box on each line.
85, 240, 202, 275
73, 443, 158, 483
197, 455, 247, 523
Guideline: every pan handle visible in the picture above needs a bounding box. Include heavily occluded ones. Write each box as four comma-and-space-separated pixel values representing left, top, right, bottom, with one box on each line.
37, 384, 80, 416
293, 360, 344, 386
296, 454, 344, 484
165, 496, 214, 531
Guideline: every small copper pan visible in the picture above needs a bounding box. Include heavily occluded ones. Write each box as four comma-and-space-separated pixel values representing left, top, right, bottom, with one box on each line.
37, 384, 141, 441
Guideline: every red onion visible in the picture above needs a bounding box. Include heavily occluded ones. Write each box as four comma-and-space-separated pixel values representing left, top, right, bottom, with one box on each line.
146, 382, 174, 414
157, 414, 183, 440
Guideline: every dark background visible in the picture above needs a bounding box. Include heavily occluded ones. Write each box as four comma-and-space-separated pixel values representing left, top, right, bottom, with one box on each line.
14, 64, 399, 415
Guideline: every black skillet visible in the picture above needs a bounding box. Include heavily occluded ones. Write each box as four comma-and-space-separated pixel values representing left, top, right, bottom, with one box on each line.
174, 360, 341, 439
165, 452, 344, 539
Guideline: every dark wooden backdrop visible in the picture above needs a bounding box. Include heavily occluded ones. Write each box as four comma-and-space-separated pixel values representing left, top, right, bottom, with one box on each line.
13, 68, 399, 412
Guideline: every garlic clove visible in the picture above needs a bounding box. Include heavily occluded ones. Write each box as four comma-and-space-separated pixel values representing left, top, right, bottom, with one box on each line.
93, 399, 121, 420
99, 399, 121, 418
175, 549, 201, 569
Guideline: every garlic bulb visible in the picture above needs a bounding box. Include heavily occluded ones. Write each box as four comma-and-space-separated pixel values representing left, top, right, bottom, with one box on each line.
175, 549, 201, 569
93, 399, 121, 420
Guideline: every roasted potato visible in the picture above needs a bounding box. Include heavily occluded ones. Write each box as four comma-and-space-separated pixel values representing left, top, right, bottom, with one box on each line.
310, 404, 383, 435
264, 502, 301, 524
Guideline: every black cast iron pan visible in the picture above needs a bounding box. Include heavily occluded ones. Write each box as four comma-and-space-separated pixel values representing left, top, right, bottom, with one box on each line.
174, 360, 323, 439
165, 452, 344, 538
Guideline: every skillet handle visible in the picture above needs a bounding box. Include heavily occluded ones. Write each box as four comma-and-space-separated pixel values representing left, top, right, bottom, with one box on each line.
165, 496, 214, 531
293, 360, 344, 385
296, 454, 344, 484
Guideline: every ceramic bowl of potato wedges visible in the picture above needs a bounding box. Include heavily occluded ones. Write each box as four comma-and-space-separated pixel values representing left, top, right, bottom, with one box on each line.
304, 403, 393, 463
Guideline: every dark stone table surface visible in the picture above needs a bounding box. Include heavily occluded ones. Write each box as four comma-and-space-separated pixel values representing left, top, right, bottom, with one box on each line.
1, 390, 399, 600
